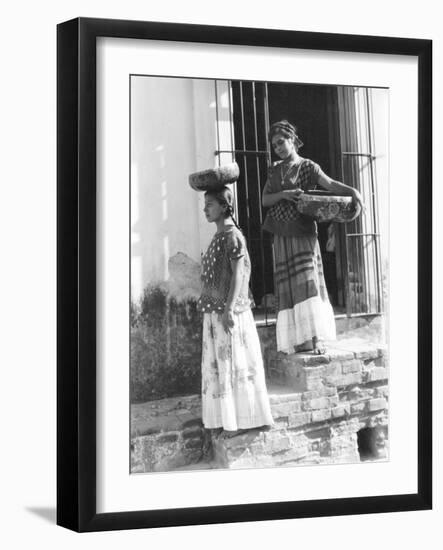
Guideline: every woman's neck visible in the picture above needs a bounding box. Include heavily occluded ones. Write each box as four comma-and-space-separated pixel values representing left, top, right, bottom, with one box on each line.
283, 150, 300, 164
215, 218, 234, 233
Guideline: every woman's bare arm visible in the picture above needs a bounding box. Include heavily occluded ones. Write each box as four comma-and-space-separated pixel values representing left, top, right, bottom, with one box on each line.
316, 169, 364, 210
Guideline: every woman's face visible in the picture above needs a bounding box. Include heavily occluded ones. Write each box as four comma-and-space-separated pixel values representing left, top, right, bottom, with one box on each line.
203, 195, 226, 223
271, 133, 295, 160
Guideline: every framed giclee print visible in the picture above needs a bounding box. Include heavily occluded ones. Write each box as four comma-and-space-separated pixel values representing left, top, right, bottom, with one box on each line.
57, 17, 432, 532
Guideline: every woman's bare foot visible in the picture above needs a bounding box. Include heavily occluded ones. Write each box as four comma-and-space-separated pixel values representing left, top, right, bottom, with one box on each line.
295, 340, 313, 353
312, 336, 327, 355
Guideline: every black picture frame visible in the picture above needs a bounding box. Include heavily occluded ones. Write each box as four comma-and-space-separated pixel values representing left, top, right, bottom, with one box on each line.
57, 17, 432, 532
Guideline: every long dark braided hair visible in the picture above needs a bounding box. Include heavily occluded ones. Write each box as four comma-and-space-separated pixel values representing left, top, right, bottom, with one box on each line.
204, 186, 242, 232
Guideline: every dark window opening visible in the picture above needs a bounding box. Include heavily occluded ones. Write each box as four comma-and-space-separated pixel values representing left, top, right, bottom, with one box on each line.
357, 426, 388, 461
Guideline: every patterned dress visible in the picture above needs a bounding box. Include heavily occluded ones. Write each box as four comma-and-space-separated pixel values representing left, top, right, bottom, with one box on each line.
262, 158, 336, 353
197, 227, 274, 431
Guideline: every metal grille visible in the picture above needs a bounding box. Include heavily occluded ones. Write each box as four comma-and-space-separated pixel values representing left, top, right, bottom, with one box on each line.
339, 87, 383, 316
215, 81, 384, 322
215, 81, 274, 324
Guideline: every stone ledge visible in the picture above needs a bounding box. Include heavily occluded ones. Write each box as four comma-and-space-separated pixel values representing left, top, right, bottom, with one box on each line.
131, 426, 204, 473
131, 394, 202, 437
131, 394, 204, 473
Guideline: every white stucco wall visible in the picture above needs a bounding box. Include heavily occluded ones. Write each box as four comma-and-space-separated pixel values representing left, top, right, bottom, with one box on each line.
352, 87, 389, 265
370, 88, 389, 266
131, 77, 234, 301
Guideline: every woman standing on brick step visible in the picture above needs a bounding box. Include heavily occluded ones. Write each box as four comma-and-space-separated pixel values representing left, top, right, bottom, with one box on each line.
197, 185, 274, 432
262, 120, 363, 355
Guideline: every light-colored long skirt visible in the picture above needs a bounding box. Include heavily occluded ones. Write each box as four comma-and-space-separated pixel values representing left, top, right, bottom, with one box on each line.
274, 234, 336, 354
201, 310, 274, 431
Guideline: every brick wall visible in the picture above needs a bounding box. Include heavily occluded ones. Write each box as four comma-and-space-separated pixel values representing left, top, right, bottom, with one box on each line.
131, 343, 388, 472
131, 395, 205, 472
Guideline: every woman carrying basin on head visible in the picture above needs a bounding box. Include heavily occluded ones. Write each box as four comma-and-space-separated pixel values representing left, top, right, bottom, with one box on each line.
196, 182, 273, 433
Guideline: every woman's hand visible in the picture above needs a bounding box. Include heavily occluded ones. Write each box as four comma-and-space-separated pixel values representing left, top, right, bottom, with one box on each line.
351, 188, 365, 213
281, 189, 304, 203
221, 308, 235, 334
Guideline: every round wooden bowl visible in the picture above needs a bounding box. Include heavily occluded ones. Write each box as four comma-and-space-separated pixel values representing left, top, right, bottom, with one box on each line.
296, 192, 361, 223
189, 162, 240, 192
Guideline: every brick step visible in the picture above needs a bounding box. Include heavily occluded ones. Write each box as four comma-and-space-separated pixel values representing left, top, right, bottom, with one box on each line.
266, 340, 388, 392
211, 380, 388, 469
267, 380, 388, 427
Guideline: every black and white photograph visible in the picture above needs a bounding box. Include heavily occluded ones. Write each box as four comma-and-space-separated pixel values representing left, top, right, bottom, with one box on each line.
1, 0, 437, 543
130, 76, 390, 474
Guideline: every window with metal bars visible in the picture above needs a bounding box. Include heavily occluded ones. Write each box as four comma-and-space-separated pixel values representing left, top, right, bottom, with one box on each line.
337, 87, 383, 316
215, 80, 384, 324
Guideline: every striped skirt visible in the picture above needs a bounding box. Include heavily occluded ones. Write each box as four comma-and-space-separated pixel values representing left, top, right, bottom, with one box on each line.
273, 234, 336, 353
201, 310, 274, 431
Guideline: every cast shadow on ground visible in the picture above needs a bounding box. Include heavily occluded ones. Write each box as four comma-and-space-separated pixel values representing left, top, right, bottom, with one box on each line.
26, 507, 56, 524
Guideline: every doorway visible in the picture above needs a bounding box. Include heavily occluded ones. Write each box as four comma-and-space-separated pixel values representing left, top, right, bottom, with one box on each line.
230, 80, 344, 314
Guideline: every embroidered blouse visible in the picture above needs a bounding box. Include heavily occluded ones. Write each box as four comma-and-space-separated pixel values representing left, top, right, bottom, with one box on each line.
262, 158, 321, 237
197, 226, 254, 314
